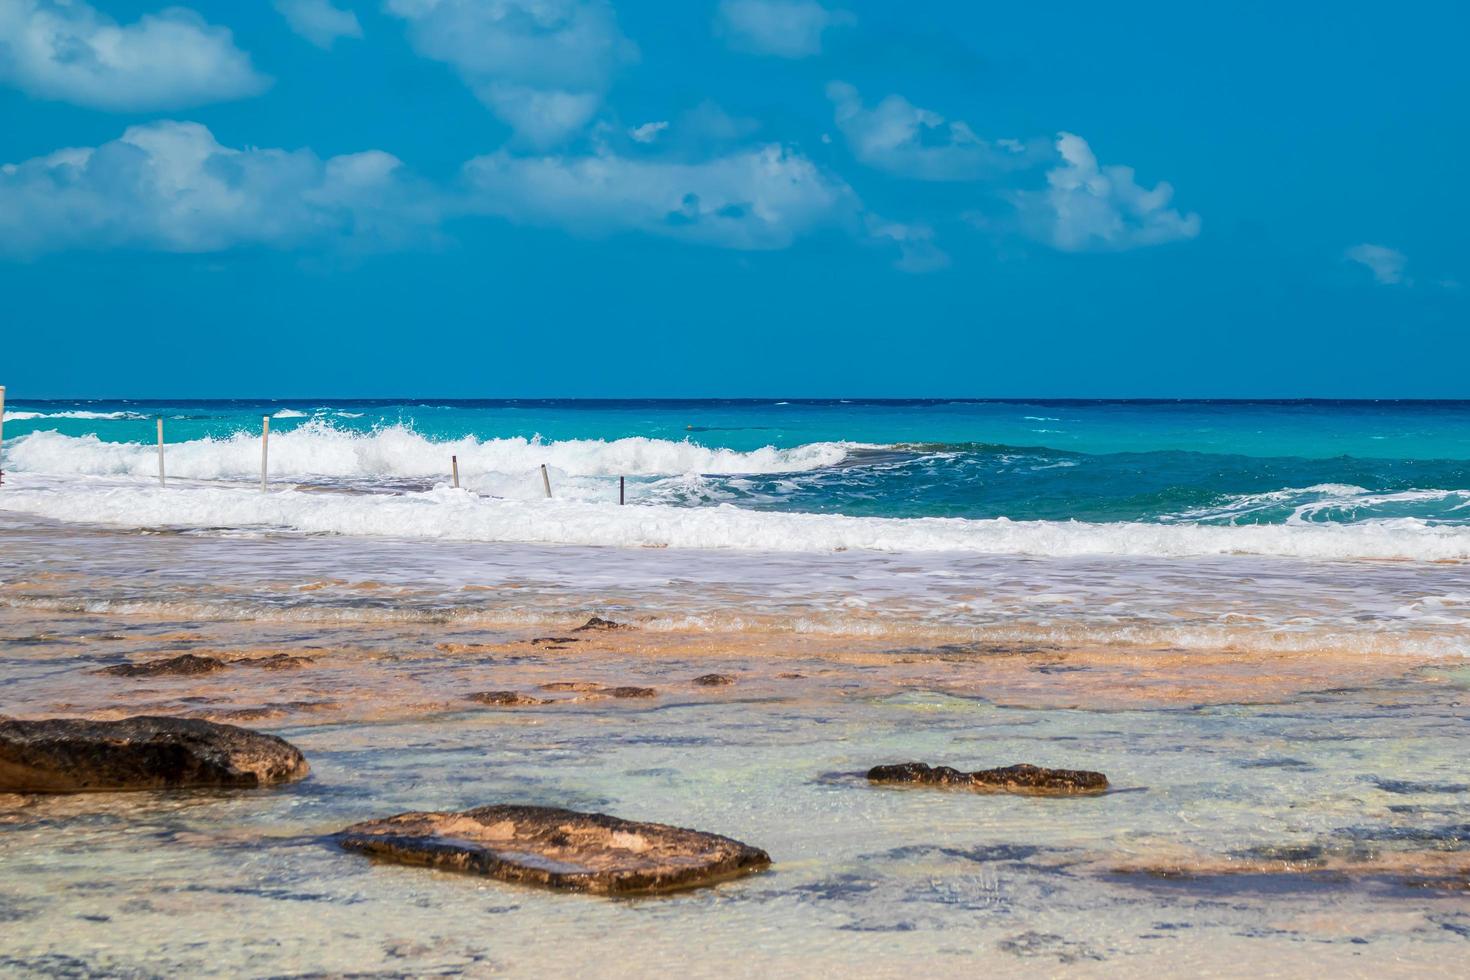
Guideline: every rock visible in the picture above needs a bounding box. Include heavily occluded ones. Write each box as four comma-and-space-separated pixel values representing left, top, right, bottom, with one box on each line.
574, 617, 628, 632
604, 686, 657, 699
467, 691, 548, 707
693, 674, 735, 687
776, 672, 805, 679
540, 682, 604, 692
233, 654, 313, 670
337, 804, 770, 895
530, 636, 580, 647
100, 654, 227, 677
867, 762, 1108, 795
0, 716, 310, 792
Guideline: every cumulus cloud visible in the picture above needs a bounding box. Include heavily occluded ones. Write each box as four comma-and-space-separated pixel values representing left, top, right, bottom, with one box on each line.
716, 0, 852, 58
460, 144, 858, 249
628, 120, 668, 144
0, 0, 268, 110
385, 0, 636, 147
274, 0, 362, 48
1345, 243, 1408, 285
827, 81, 1041, 181
0, 121, 434, 255
1012, 132, 1199, 252
866, 217, 949, 273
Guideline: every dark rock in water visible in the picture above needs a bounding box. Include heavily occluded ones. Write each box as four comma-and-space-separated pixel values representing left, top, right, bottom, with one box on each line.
693, 674, 736, 687
605, 686, 657, 699
337, 804, 770, 895
101, 654, 227, 677
467, 691, 548, 707
867, 762, 1108, 795
234, 654, 313, 671
541, 681, 603, 692
0, 716, 310, 792
776, 672, 805, 679
530, 636, 580, 647
574, 617, 628, 632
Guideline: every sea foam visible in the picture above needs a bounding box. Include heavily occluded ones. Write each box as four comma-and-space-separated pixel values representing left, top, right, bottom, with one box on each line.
2, 426, 857, 484
2, 476, 1468, 561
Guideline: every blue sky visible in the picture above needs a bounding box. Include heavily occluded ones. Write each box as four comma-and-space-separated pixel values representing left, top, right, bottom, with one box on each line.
1, 0, 1465, 398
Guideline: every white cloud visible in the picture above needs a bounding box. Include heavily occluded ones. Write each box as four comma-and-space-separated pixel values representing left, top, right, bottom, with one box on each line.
628, 120, 669, 143
0, 0, 268, 110
0, 121, 433, 255
1012, 132, 1200, 252
274, 0, 362, 49
460, 144, 858, 249
827, 81, 1041, 181
716, 0, 852, 58
866, 217, 949, 274
385, 0, 636, 147
1345, 243, 1408, 285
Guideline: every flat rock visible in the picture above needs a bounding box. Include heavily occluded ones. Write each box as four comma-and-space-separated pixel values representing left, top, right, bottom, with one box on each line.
337, 804, 770, 895
530, 636, 580, 647
541, 681, 603, 692
233, 654, 313, 670
101, 654, 227, 677
467, 691, 548, 707
693, 673, 736, 687
604, 686, 657, 699
0, 716, 310, 793
867, 762, 1108, 795
574, 617, 628, 632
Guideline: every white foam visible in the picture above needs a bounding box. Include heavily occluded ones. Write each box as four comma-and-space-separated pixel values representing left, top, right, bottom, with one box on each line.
2, 475, 1468, 561
3, 410, 146, 421
1, 425, 858, 487
271, 409, 309, 418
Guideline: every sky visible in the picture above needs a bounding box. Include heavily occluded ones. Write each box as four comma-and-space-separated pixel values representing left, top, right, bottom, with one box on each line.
0, 0, 1466, 399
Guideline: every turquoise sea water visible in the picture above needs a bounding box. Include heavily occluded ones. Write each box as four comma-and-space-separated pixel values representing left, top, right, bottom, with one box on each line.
5, 398, 1470, 525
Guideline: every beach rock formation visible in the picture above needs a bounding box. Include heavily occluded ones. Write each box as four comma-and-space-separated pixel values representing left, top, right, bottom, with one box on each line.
234, 654, 313, 670
541, 681, 603, 692
101, 654, 227, 677
0, 716, 310, 792
337, 804, 771, 895
467, 691, 548, 707
574, 617, 628, 632
867, 762, 1108, 795
530, 636, 580, 647
693, 674, 736, 686
604, 686, 657, 699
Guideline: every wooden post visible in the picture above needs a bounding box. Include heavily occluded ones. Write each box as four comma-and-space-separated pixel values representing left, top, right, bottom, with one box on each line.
540, 464, 552, 498
156, 417, 165, 487
0, 384, 5, 486
261, 416, 270, 492
451, 455, 460, 489
619, 476, 625, 505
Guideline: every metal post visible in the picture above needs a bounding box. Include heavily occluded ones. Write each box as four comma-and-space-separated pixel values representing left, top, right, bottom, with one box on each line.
619, 476, 625, 505
451, 455, 460, 489
540, 464, 552, 498
156, 417, 165, 487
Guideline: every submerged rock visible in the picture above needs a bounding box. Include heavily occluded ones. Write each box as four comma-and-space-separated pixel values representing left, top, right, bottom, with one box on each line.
337, 804, 770, 895
101, 654, 227, 677
233, 654, 313, 671
0, 716, 310, 792
604, 686, 657, 699
530, 636, 580, 647
867, 762, 1108, 795
693, 674, 736, 687
574, 617, 628, 632
467, 691, 548, 707
541, 681, 603, 692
